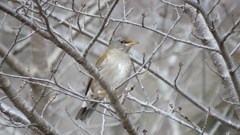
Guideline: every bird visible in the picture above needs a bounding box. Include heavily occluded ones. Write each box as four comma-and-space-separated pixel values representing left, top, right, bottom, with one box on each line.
75, 34, 139, 124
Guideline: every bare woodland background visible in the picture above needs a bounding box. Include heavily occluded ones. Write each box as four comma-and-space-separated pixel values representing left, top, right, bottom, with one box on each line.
0, 0, 240, 135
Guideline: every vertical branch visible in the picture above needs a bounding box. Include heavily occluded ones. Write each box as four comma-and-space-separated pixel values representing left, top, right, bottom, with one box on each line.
184, 4, 240, 119
30, 33, 51, 115
82, 0, 119, 57
185, 0, 240, 97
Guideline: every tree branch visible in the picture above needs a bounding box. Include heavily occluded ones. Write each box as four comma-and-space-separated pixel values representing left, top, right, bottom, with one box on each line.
185, 0, 240, 101
0, 75, 59, 135
184, 2, 240, 119
0, 2, 137, 134
82, 0, 119, 57
0, 101, 44, 135
0, 43, 29, 76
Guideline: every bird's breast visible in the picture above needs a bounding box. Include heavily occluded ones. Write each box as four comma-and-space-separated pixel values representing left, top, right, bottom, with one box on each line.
103, 51, 132, 84
91, 50, 132, 97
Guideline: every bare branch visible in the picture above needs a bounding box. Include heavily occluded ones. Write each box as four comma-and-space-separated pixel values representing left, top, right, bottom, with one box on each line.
141, 13, 146, 27
185, 0, 240, 102
101, 106, 107, 135
184, 2, 240, 119
169, 104, 201, 131
82, 0, 119, 57
0, 75, 59, 134
128, 94, 207, 134
201, 107, 211, 135
2, 1, 240, 134
41, 92, 58, 117
230, 43, 240, 56
110, 19, 219, 52
65, 106, 93, 135
218, 92, 240, 107
0, 2, 137, 134
0, 24, 23, 67
132, 56, 240, 131
206, 0, 220, 16
222, 17, 240, 44
0, 43, 29, 76
174, 62, 183, 89
0, 101, 44, 135
0, 12, 7, 28
205, 60, 223, 77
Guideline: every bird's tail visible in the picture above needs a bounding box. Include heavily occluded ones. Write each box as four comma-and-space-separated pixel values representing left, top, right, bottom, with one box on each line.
75, 102, 98, 124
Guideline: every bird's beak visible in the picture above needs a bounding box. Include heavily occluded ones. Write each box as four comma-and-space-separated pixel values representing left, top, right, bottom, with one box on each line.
125, 41, 139, 46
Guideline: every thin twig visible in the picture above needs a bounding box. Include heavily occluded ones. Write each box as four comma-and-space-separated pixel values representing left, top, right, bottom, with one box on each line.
230, 43, 240, 56
201, 107, 211, 135
65, 106, 93, 135
174, 62, 183, 89
169, 104, 201, 130
205, 60, 223, 77
0, 12, 7, 29
0, 24, 24, 67
222, 17, 240, 44
230, 63, 240, 74
101, 103, 107, 135
98, 0, 102, 17
82, 0, 119, 57
218, 92, 240, 106
142, 13, 146, 27
41, 92, 58, 117
206, 0, 220, 16
132, 60, 150, 102
128, 94, 206, 134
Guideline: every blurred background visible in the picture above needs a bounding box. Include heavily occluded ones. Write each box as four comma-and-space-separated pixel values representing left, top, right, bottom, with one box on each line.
0, 0, 240, 134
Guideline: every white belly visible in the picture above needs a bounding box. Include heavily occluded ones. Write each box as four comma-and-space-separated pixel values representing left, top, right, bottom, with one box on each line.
91, 51, 132, 98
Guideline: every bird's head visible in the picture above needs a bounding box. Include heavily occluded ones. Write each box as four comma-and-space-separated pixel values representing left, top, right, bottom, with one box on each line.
109, 34, 139, 53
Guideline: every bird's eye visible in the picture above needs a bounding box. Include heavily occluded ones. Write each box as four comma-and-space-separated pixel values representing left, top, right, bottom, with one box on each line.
120, 41, 124, 44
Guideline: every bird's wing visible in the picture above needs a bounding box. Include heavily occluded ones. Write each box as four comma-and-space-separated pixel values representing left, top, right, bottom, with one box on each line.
84, 78, 92, 96
95, 52, 107, 69
84, 52, 108, 95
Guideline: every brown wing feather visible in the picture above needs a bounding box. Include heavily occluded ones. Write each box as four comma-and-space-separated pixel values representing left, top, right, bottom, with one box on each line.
95, 51, 108, 69
84, 51, 108, 95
